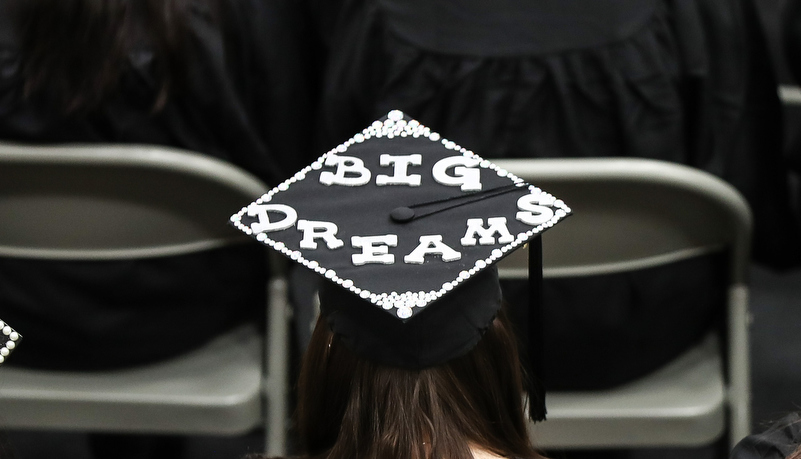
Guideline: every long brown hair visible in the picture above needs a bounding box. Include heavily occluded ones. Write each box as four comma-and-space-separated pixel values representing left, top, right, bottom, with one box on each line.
790, 445, 801, 459
6, 0, 201, 113
294, 307, 543, 459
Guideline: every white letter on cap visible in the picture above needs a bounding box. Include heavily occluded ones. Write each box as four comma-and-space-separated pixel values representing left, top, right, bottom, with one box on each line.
516, 194, 555, 226
297, 220, 344, 250
351, 235, 398, 265
319, 155, 371, 186
404, 235, 462, 264
460, 217, 515, 246
376, 154, 422, 186
248, 203, 297, 233
432, 156, 482, 191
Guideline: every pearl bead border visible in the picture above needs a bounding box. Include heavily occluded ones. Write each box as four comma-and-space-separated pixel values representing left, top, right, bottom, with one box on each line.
0, 319, 21, 366
230, 110, 572, 319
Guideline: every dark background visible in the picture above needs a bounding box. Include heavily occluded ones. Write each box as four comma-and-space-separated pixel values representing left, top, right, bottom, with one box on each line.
3, 1, 801, 458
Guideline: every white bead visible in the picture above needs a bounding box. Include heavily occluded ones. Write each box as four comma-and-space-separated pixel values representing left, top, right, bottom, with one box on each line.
6, 341, 14, 350
0, 355, 4, 364
429, 132, 440, 141
396, 307, 413, 319
388, 110, 404, 121
0, 348, 8, 356
9, 332, 18, 341
2, 327, 10, 336
359, 290, 371, 299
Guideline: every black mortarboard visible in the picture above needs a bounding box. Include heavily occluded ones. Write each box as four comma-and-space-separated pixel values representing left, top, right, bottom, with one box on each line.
0, 318, 21, 367
230, 110, 570, 420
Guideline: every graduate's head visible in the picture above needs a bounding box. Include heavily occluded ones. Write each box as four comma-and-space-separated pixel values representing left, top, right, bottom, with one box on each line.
295, 304, 538, 459
231, 110, 570, 458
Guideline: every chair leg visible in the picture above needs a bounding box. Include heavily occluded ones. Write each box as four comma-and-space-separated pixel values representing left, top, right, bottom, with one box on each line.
264, 277, 290, 456
727, 284, 751, 448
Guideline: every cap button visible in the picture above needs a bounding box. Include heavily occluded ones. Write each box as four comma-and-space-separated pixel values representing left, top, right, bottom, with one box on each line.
390, 206, 415, 223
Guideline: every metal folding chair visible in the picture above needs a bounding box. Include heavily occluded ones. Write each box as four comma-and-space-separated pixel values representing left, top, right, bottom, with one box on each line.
495, 157, 752, 450
0, 143, 290, 455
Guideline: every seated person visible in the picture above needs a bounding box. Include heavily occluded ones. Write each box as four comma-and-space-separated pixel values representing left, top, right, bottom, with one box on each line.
304, 0, 798, 391
233, 111, 569, 458
0, 0, 316, 370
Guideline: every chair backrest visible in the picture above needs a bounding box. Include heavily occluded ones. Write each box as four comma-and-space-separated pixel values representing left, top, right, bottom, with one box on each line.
0, 143, 268, 260
492, 158, 752, 284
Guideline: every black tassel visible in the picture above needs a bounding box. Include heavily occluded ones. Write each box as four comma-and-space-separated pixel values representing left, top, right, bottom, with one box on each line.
527, 237, 547, 422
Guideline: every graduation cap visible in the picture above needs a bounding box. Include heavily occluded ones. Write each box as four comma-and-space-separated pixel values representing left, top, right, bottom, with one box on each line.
230, 110, 570, 420
0, 318, 21, 367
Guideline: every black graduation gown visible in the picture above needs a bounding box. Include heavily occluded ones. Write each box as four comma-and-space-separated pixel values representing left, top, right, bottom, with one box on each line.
307, 0, 799, 389
0, 0, 317, 369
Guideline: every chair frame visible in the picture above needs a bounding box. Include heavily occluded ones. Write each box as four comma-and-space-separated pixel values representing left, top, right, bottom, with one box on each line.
0, 143, 290, 455
494, 157, 752, 450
